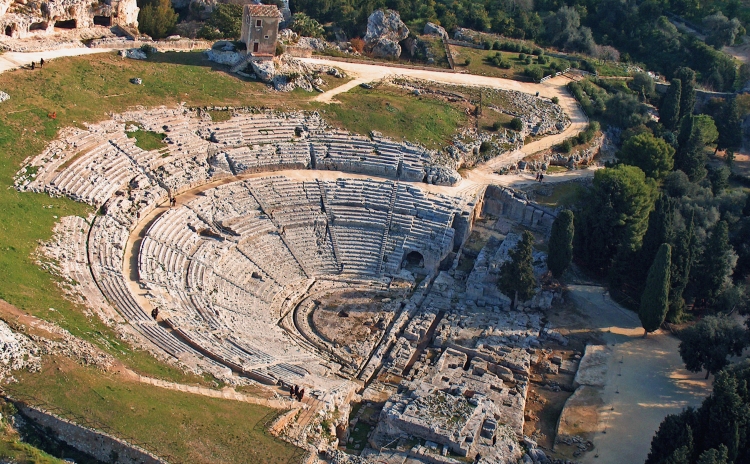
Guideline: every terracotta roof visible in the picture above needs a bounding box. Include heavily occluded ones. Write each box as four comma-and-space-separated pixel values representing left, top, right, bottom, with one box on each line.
244, 4, 281, 18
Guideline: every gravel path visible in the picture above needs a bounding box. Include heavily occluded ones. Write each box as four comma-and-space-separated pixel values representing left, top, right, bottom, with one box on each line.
565, 285, 712, 464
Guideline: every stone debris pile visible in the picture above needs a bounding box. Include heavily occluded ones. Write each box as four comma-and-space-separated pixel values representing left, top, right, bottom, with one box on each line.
0, 90, 9, 103
0, 320, 40, 381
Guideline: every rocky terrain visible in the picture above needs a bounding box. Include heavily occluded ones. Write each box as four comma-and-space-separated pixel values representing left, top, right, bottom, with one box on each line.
0, 0, 138, 40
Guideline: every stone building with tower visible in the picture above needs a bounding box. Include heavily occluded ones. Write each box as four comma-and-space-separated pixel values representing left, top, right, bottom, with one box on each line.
240, 3, 281, 59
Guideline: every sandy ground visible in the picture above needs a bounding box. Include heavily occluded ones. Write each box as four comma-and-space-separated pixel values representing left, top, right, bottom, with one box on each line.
558, 285, 712, 464
0, 47, 115, 73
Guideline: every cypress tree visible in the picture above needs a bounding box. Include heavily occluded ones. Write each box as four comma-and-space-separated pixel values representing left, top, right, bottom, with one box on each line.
693, 221, 734, 306
547, 210, 574, 278
676, 67, 697, 121
716, 97, 742, 152
498, 231, 537, 307
639, 243, 672, 335
675, 115, 708, 182
661, 78, 682, 131
668, 212, 695, 323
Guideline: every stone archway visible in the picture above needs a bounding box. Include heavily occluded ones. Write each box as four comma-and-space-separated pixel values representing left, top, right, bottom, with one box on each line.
402, 250, 424, 271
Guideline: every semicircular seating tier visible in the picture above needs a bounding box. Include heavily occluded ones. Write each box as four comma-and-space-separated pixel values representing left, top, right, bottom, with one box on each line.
17, 107, 479, 389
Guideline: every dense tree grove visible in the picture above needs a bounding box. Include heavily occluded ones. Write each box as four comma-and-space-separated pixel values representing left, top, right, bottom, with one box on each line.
678, 315, 748, 377
647, 362, 750, 464
198, 4, 244, 40
290, 0, 744, 90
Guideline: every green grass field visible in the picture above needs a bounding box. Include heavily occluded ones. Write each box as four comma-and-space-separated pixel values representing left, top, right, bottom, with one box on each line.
127, 128, 167, 151
316, 85, 467, 149
451, 46, 570, 81
12, 358, 299, 464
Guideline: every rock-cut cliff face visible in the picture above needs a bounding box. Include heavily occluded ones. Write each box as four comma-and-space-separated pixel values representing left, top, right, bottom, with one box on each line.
0, 0, 138, 39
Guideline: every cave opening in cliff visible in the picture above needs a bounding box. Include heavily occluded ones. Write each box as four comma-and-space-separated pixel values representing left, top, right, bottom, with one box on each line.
93, 15, 111, 26
55, 19, 77, 29
29, 22, 48, 31
4, 25, 13, 36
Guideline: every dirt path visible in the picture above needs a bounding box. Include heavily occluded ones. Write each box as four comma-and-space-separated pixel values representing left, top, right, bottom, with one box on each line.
560, 285, 712, 464
0, 47, 114, 73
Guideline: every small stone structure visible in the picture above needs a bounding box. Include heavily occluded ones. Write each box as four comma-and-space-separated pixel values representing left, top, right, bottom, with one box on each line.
240, 3, 281, 58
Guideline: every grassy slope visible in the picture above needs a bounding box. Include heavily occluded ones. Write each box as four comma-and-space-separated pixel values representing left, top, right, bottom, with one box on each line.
315, 85, 467, 149
12, 358, 298, 464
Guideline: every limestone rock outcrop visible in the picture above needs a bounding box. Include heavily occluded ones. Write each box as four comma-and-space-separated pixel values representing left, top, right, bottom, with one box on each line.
0, 0, 139, 39
364, 9, 408, 58
423, 21, 447, 38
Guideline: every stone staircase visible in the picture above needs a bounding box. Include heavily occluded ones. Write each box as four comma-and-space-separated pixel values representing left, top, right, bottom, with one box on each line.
377, 182, 399, 276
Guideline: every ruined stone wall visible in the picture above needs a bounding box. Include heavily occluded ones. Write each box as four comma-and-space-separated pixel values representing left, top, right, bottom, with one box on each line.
482, 185, 555, 232
17, 404, 164, 464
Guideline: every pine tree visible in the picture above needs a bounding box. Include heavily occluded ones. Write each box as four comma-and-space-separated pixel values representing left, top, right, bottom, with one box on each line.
498, 231, 537, 307
547, 210, 574, 278
138, 0, 178, 40
693, 221, 734, 306
697, 445, 730, 464
661, 78, 682, 131
639, 243, 672, 335
676, 67, 697, 121
678, 315, 748, 378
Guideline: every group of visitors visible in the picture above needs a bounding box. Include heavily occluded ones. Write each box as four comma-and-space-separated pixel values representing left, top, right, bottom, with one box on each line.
535, 171, 545, 182
289, 385, 305, 402
29, 58, 44, 70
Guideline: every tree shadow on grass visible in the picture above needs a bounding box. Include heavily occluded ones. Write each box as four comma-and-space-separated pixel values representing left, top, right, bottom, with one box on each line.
144, 51, 257, 81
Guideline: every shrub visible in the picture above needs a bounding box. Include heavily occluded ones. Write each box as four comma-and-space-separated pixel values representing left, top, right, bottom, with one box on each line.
479, 141, 492, 153
524, 66, 544, 81
140, 44, 157, 55
198, 3, 243, 40
138, 0, 178, 40
509, 117, 524, 131
464, 57, 471, 66
290, 12, 324, 38
551, 96, 559, 104
519, 53, 526, 60
492, 121, 503, 131
493, 41, 502, 50
533, 48, 544, 56
350, 37, 365, 53
560, 138, 573, 153
525, 56, 533, 65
